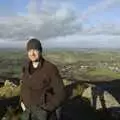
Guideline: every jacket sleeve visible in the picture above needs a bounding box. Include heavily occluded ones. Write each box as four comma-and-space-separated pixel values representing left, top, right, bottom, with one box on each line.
19, 66, 25, 103
42, 66, 66, 111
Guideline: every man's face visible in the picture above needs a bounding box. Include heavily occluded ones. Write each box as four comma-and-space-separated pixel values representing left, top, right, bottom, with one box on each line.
28, 49, 40, 62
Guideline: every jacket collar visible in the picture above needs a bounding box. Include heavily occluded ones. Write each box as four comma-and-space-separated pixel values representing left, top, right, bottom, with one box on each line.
26, 57, 45, 74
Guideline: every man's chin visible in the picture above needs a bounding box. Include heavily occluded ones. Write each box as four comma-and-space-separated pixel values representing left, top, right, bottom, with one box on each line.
30, 59, 36, 62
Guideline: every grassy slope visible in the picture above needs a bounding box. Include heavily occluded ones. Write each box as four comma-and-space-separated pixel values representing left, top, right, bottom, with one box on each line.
88, 68, 120, 79
0, 49, 120, 79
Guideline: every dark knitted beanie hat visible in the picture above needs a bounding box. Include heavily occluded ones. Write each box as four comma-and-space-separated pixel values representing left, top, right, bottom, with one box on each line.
27, 38, 42, 52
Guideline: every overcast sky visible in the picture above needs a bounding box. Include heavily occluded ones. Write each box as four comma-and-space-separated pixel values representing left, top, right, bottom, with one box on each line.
0, 0, 120, 48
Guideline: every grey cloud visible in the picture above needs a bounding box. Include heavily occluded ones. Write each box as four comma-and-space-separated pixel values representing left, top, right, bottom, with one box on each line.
0, 0, 120, 43
0, 0, 82, 41
44, 35, 120, 48
0, 34, 120, 48
83, 23, 120, 35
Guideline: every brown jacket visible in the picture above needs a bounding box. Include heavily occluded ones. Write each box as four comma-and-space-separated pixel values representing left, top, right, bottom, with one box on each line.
20, 58, 66, 112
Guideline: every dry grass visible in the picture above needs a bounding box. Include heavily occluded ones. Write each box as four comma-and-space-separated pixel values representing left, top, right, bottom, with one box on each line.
0, 80, 21, 98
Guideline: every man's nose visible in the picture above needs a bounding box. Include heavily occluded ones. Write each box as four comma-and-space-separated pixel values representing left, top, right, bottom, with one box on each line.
31, 51, 35, 56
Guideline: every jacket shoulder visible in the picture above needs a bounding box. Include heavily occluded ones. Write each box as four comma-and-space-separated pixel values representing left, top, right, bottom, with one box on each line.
44, 60, 58, 73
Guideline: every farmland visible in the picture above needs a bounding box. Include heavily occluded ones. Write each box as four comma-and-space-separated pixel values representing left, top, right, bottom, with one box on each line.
0, 49, 120, 81
0, 48, 120, 120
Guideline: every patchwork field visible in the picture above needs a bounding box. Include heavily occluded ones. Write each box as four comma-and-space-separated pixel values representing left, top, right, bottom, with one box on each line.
0, 48, 120, 120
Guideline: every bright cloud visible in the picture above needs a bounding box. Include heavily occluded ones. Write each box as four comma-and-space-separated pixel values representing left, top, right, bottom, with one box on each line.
0, 0, 120, 48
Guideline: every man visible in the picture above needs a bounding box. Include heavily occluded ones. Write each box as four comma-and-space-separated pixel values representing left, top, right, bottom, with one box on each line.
20, 38, 66, 120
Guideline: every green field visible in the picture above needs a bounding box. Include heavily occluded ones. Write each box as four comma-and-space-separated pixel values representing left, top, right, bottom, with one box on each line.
0, 49, 120, 80
0, 49, 120, 120
88, 68, 120, 79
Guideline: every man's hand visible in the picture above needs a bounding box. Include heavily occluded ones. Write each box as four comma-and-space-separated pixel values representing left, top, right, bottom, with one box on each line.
21, 102, 26, 111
